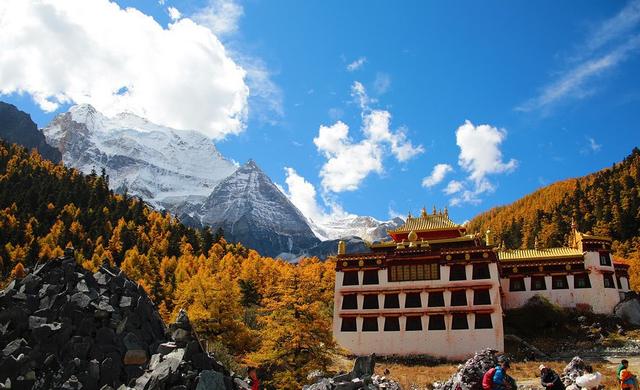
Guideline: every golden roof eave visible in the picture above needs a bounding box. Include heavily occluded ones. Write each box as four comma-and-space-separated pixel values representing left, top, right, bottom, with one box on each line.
369, 234, 477, 249
498, 247, 583, 262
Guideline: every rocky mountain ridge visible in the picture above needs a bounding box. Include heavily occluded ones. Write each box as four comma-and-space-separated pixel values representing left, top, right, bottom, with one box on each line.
0, 102, 61, 163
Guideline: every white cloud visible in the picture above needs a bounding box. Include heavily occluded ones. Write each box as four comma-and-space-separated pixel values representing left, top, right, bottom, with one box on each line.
233, 54, 284, 124
0, 0, 248, 140
283, 167, 327, 224
314, 122, 383, 192
581, 136, 602, 154
443, 179, 464, 195
517, 0, 640, 112
449, 120, 517, 205
167, 6, 181, 21
314, 82, 423, 192
373, 72, 391, 95
346, 57, 367, 72
422, 164, 453, 188
192, 0, 243, 37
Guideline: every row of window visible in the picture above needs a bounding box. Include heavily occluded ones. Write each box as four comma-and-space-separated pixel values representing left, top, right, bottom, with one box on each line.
343, 263, 491, 286
340, 313, 493, 332
509, 273, 620, 292
341, 289, 492, 310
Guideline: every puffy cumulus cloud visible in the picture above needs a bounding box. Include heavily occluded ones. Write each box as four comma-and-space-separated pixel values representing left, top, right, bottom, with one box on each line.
456, 120, 517, 189
283, 167, 327, 224
0, 0, 248, 140
314, 82, 423, 192
448, 120, 516, 205
346, 57, 367, 72
192, 0, 243, 37
422, 164, 453, 188
314, 122, 383, 192
443, 180, 464, 195
167, 6, 181, 21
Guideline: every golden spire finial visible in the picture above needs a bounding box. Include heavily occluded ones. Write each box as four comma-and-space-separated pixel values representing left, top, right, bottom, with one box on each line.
337, 240, 346, 255
444, 207, 449, 218
534, 236, 539, 250
432, 205, 437, 215
407, 211, 412, 219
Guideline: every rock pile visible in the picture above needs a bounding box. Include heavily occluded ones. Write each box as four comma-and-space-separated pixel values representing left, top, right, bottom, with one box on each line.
615, 291, 640, 326
303, 354, 401, 390
0, 253, 240, 389
433, 349, 499, 390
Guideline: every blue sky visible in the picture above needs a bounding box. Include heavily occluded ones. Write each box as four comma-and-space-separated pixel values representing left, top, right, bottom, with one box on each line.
2, 0, 639, 224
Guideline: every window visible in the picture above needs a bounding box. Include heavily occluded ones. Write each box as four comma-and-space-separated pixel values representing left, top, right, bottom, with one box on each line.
405, 293, 422, 308
405, 316, 422, 331
617, 276, 623, 290
340, 317, 357, 332
428, 292, 445, 307
389, 263, 439, 282
363, 295, 379, 309
341, 294, 357, 310
450, 290, 467, 306
473, 289, 491, 305
531, 276, 546, 291
363, 270, 379, 285
603, 274, 616, 289
552, 275, 569, 290
475, 314, 493, 329
383, 294, 400, 309
449, 264, 467, 281
574, 273, 591, 289
428, 315, 446, 330
384, 317, 400, 331
452, 313, 469, 329
509, 277, 525, 292
343, 271, 359, 286
362, 317, 378, 332
600, 253, 612, 266
472, 263, 491, 280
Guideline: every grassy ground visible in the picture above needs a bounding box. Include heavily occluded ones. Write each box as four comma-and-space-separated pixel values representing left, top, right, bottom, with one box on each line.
370, 359, 621, 389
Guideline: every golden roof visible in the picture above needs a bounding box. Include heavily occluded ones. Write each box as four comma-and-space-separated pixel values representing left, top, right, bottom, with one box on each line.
498, 247, 583, 262
577, 232, 611, 242
369, 234, 476, 249
390, 211, 460, 234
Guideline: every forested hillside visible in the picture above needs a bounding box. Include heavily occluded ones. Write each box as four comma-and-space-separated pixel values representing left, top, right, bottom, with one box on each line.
468, 148, 640, 257
0, 141, 335, 388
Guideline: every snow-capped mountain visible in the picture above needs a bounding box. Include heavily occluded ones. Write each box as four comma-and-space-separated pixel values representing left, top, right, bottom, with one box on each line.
309, 215, 404, 242
199, 160, 320, 257
43, 104, 237, 208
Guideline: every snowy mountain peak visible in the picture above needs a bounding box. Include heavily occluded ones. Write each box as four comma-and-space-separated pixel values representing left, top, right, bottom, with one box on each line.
43, 105, 237, 208
199, 160, 319, 257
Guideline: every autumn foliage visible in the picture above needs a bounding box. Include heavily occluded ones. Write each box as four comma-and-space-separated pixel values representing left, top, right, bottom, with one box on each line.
0, 141, 336, 388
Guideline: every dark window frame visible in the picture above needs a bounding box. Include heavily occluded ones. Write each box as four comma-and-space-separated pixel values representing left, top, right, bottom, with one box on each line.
551, 275, 569, 290
388, 263, 440, 282
383, 294, 400, 309
383, 316, 400, 331
341, 294, 358, 310
599, 252, 612, 266
473, 289, 491, 305
574, 273, 591, 289
509, 277, 526, 292
450, 290, 468, 306
449, 264, 467, 281
531, 276, 547, 291
428, 314, 446, 330
603, 273, 616, 289
475, 313, 493, 329
404, 292, 422, 308
362, 270, 380, 285
362, 317, 379, 332
362, 294, 379, 309
427, 291, 445, 307
405, 316, 423, 331
451, 313, 469, 330
472, 263, 491, 280
342, 271, 359, 286
340, 317, 357, 332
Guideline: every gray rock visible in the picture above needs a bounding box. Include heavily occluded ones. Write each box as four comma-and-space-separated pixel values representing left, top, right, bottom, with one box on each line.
196, 370, 226, 390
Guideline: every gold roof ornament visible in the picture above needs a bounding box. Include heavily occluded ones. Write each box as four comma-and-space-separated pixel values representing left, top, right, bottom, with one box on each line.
444, 207, 449, 218
485, 230, 493, 246
534, 236, 540, 250
408, 230, 418, 242
421, 207, 428, 218
432, 205, 437, 215
337, 240, 346, 255
407, 211, 413, 220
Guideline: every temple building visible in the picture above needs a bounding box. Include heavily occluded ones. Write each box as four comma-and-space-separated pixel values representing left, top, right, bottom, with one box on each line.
332, 208, 630, 360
